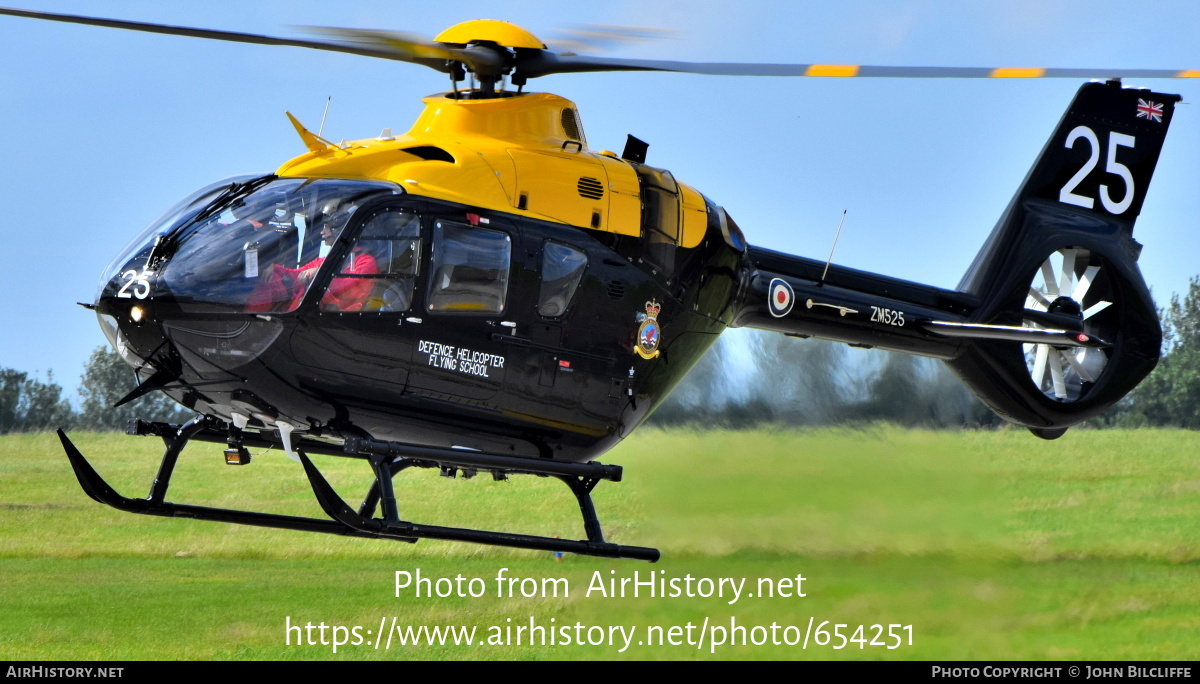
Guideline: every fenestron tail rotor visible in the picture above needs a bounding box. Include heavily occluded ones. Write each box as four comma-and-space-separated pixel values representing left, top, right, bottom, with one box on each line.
0, 7, 1195, 93
1023, 248, 1115, 401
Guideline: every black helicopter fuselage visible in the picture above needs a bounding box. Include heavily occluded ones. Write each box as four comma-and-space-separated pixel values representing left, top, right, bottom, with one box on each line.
96, 179, 746, 463
74, 79, 1181, 563
94, 81, 1181, 467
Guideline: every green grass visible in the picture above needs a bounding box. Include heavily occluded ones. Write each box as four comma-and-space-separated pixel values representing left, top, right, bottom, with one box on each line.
1, 427, 1199, 659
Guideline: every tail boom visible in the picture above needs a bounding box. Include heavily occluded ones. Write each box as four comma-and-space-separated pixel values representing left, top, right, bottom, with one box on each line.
732, 248, 978, 359
731, 81, 1181, 433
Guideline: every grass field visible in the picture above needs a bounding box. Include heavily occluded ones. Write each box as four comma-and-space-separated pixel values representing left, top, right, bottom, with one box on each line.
2, 427, 1199, 660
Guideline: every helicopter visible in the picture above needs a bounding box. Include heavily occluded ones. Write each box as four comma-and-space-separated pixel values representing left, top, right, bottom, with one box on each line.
1, 7, 1189, 562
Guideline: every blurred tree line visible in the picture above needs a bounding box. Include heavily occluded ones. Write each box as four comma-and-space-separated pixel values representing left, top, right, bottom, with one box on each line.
6, 279, 1200, 434
648, 329, 1001, 429
0, 369, 73, 433
1098, 276, 1200, 428
0, 346, 191, 433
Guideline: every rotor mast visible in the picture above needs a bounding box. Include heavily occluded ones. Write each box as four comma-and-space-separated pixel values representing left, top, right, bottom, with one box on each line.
432, 20, 547, 98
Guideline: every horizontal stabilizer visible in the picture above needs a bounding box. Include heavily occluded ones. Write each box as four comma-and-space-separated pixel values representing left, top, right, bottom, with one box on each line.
923, 321, 1109, 348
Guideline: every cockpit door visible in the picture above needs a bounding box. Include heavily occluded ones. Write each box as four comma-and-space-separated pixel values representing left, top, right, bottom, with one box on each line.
287, 204, 424, 407
404, 217, 525, 406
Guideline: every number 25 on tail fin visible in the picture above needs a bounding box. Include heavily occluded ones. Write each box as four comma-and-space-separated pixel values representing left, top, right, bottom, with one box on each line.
953, 81, 1181, 437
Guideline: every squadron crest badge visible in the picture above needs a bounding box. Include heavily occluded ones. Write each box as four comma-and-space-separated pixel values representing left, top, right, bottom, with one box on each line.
635, 300, 663, 359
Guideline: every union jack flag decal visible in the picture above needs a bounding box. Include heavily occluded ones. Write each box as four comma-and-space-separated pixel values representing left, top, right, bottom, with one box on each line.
1136, 99, 1164, 123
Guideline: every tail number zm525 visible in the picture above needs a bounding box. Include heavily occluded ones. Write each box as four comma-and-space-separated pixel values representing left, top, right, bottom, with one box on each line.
870, 306, 905, 327
1059, 126, 1136, 215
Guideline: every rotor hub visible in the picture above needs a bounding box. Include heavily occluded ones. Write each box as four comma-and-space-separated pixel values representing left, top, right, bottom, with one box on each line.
433, 20, 546, 50
1047, 295, 1083, 318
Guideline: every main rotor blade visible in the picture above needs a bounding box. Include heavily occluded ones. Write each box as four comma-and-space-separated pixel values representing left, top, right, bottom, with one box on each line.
545, 25, 675, 56
303, 27, 457, 61
304, 27, 505, 77
0, 6, 449, 70
524, 53, 1199, 80
4, 6, 1195, 82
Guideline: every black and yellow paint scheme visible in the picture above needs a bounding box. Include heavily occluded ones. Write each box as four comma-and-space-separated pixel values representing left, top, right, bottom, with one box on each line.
4, 10, 1188, 559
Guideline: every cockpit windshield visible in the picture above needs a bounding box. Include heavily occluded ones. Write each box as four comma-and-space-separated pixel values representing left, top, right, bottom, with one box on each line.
110, 176, 400, 313
98, 175, 260, 301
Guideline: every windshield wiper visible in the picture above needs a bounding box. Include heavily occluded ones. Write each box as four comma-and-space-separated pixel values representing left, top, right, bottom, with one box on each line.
193, 175, 275, 223
147, 175, 276, 269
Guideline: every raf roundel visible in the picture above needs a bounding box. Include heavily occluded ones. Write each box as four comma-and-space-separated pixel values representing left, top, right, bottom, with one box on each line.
769, 278, 794, 318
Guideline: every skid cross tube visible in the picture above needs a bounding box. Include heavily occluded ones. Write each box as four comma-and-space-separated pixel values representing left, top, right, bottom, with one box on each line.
358, 458, 418, 519
298, 450, 657, 561
58, 421, 660, 562
147, 416, 206, 504
298, 439, 659, 561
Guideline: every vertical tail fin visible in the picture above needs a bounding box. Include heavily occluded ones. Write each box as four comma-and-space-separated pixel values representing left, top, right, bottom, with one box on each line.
949, 80, 1181, 434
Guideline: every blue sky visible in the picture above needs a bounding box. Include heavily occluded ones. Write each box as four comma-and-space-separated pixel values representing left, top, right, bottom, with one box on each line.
1, 0, 1197, 398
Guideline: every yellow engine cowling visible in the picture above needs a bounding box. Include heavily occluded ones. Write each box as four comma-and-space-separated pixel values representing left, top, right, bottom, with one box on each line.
277, 90, 706, 245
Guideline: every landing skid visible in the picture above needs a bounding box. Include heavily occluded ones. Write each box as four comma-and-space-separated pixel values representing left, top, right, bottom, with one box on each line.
57, 417, 659, 562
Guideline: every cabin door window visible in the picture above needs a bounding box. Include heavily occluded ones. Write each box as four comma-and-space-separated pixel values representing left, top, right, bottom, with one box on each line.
321, 208, 422, 313
537, 241, 588, 318
427, 221, 512, 314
